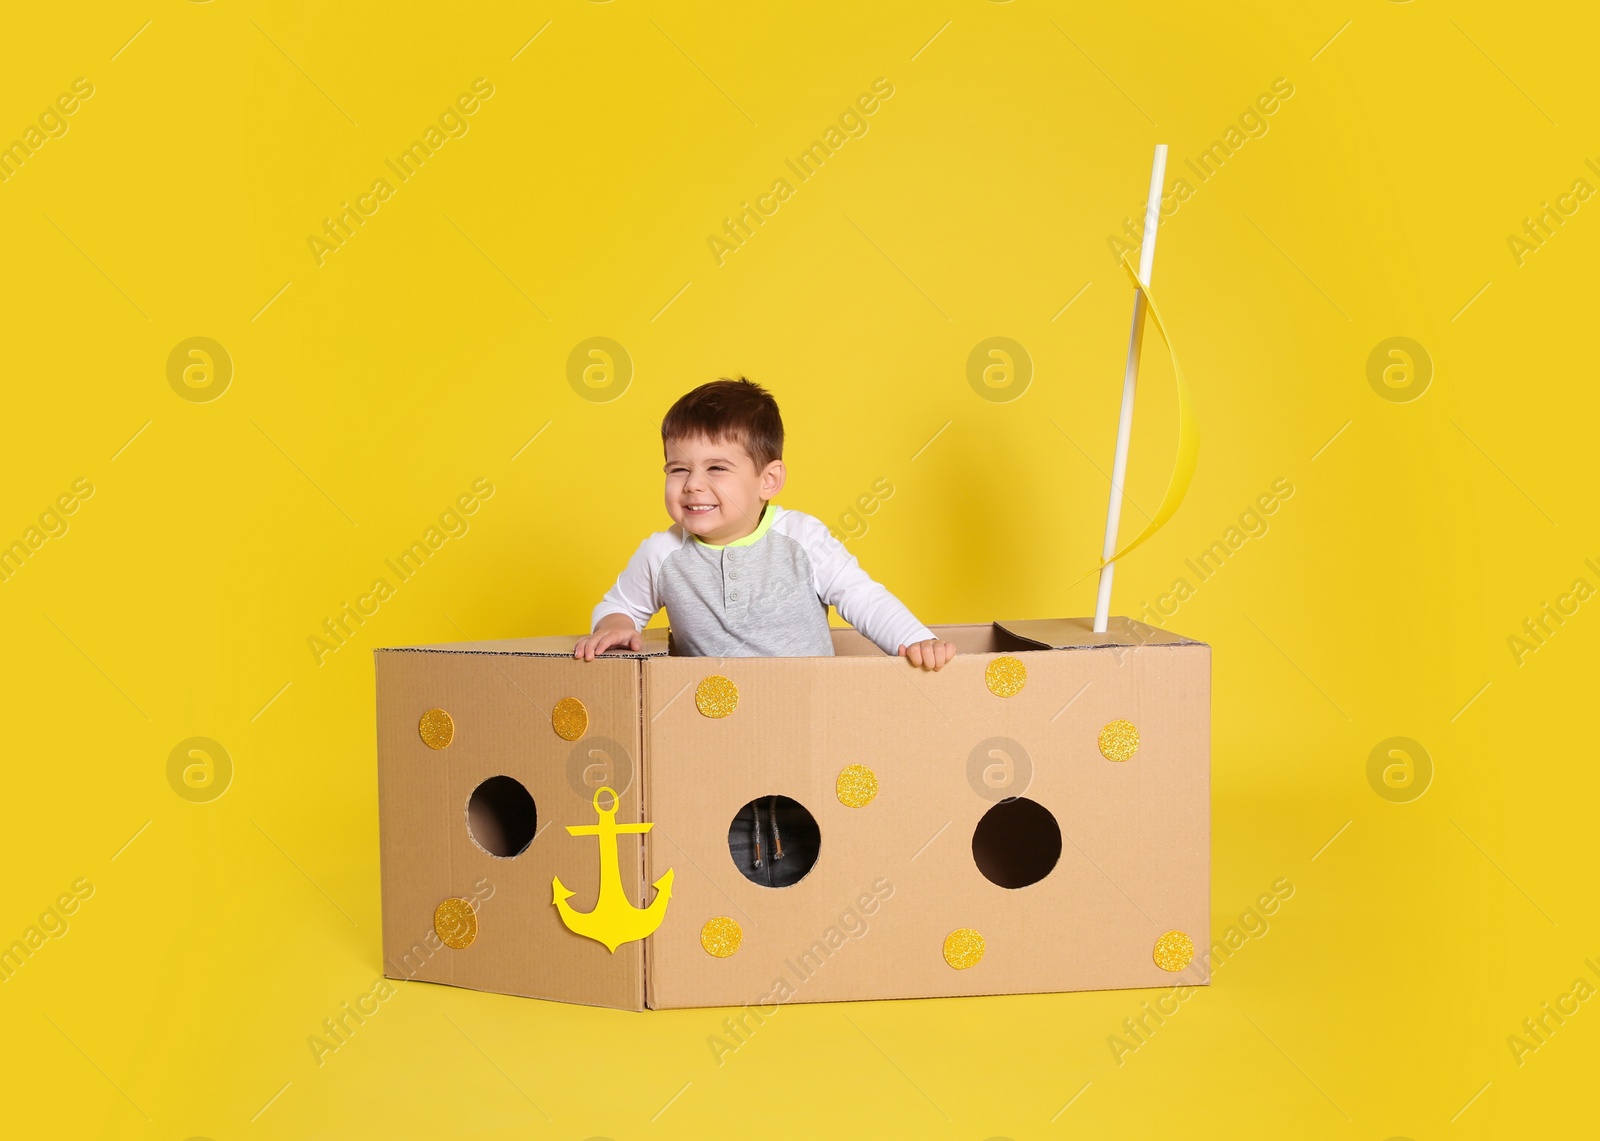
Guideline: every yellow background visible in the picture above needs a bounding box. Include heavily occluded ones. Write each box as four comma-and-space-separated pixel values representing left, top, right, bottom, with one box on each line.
3, 0, 1596, 1136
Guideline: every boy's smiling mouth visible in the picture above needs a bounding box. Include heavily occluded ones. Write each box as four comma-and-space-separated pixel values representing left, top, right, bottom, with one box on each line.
684, 504, 718, 515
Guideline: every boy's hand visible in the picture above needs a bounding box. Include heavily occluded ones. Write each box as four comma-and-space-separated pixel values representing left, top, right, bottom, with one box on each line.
898, 638, 957, 671
574, 614, 642, 661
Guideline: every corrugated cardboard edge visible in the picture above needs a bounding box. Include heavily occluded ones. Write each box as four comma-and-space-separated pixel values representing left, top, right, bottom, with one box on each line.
375, 626, 671, 660
640, 656, 655, 1010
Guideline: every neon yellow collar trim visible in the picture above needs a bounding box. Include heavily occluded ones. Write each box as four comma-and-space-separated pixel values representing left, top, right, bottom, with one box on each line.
692, 502, 776, 549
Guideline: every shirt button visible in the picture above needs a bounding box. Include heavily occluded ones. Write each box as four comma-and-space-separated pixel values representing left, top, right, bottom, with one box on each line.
729, 591, 740, 601
729, 571, 739, 580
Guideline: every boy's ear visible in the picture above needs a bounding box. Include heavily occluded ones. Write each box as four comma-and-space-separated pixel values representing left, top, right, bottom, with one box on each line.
762, 460, 786, 497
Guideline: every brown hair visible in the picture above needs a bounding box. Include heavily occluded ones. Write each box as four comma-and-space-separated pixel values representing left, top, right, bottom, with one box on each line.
660, 377, 784, 470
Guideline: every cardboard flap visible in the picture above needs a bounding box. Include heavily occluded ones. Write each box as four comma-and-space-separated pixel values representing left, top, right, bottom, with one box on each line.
995, 616, 1202, 650
375, 647, 648, 1009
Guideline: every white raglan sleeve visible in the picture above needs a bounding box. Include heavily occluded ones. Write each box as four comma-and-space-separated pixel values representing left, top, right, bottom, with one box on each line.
590, 532, 670, 633
791, 512, 936, 655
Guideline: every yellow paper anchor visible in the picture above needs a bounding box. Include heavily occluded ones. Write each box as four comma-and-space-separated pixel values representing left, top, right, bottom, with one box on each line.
552, 786, 674, 952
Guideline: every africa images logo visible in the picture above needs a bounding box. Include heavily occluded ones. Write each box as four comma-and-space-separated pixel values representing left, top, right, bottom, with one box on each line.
567, 337, 632, 403
1366, 337, 1431, 404
167, 337, 233, 403
967, 337, 1032, 403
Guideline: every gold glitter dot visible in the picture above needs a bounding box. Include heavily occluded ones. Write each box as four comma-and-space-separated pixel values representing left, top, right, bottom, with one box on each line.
418, 708, 454, 750
835, 764, 879, 808
1153, 930, 1194, 972
700, 916, 742, 958
551, 696, 589, 741
943, 928, 986, 970
695, 675, 739, 718
984, 656, 1027, 698
1098, 719, 1140, 762
434, 897, 478, 950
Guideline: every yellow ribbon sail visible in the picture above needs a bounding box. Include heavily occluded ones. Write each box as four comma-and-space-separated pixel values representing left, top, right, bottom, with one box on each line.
1099, 251, 1199, 568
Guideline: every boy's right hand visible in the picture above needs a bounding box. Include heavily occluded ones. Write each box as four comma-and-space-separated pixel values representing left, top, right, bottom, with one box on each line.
573, 614, 642, 661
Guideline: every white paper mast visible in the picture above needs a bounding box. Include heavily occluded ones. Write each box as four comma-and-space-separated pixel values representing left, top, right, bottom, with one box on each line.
1093, 143, 1168, 634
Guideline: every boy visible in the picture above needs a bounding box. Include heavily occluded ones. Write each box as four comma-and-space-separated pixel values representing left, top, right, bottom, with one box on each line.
574, 378, 956, 669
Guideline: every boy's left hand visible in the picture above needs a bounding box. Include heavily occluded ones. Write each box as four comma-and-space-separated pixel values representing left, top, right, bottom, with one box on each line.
898, 638, 957, 671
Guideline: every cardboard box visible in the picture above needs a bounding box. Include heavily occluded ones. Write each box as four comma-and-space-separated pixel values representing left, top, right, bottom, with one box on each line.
375, 618, 1210, 1010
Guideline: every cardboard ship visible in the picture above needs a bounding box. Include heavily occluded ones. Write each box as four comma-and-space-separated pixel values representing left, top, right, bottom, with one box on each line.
374, 617, 1210, 1010
377, 146, 1204, 1010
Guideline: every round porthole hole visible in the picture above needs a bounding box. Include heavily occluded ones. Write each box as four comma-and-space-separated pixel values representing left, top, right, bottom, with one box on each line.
727, 795, 820, 888
972, 796, 1061, 888
467, 775, 537, 858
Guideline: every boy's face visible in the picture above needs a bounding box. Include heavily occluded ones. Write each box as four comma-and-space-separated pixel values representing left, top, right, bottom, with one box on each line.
663, 434, 785, 545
